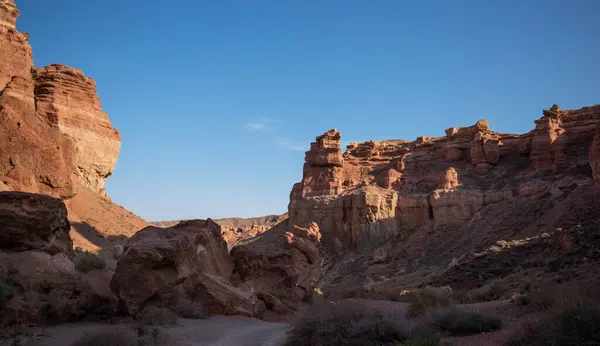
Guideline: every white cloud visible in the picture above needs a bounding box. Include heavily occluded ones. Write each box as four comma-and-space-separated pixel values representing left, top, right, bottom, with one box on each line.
277, 139, 306, 151
245, 123, 265, 131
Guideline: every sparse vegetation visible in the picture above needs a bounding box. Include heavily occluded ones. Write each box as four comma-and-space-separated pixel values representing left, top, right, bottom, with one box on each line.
508, 305, 600, 346
433, 309, 502, 336
517, 286, 555, 310
468, 279, 508, 302
74, 251, 106, 273
138, 307, 178, 326
173, 297, 206, 319
407, 289, 453, 317
284, 300, 409, 346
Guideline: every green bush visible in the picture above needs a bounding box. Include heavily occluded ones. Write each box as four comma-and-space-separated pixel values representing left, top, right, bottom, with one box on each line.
510, 306, 600, 346
435, 310, 502, 336
0, 280, 17, 309
75, 251, 106, 273
284, 301, 409, 346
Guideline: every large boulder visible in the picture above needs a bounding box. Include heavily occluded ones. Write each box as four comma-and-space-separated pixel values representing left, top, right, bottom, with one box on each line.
0, 192, 72, 255
110, 219, 256, 317
231, 221, 323, 308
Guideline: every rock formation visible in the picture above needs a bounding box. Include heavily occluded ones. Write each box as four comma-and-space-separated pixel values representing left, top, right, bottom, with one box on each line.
0, 191, 72, 255
230, 220, 323, 310
288, 104, 600, 254
0, 0, 148, 251
0, 0, 75, 199
110, 220, 257, 317
34, 65, 121, 196
0, 192, 117, 326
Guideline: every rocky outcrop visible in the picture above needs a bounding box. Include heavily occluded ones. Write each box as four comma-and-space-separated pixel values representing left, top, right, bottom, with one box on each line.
0, 192, 72, 255
34, 65, 121, 196
230, 221, 322, 307
0, 0, 75, 199
294, 129, 344, 198
1, 0, 122, 200
287, 104, 600, 252
0, 192, 117, 327
0, 0, 144, 252
110, 220, 257, 317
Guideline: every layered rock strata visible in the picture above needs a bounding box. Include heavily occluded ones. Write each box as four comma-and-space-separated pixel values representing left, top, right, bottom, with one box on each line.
288, 105, 600, 252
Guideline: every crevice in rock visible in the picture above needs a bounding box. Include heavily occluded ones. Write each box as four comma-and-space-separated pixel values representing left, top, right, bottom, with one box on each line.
0, 76, 18, 97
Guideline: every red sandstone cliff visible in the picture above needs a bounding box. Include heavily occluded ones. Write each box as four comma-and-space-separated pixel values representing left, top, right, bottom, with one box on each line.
0, 0, 147, 246
287, 105, 600, 253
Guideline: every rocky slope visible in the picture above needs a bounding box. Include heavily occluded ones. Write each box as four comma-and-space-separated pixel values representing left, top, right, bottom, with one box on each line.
0, 0, 148, 250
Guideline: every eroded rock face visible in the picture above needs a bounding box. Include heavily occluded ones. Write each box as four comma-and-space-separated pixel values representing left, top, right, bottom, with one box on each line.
0, 0, 76, 199
0, 192, 72, 255
298, 129, 344, 197
1, 0, 122, 200
110, 220, 257, 317
286, 104, 600, 252
231, 221, 323, 307
0, 192, 117, 327
34, 65, 121, 196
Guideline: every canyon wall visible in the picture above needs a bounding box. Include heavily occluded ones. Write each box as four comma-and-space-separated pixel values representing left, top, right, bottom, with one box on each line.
0, 0, 147, 245
289, 105, 600, 253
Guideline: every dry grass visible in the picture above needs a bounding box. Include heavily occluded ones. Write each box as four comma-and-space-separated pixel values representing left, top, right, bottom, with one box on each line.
508, 304, 600, 345
407, 290, 453, 317
284, 300, 410, 346
466, 279, 508, 303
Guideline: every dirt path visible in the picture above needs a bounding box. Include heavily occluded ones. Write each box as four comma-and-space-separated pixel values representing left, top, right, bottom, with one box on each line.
9, 316, 289, 346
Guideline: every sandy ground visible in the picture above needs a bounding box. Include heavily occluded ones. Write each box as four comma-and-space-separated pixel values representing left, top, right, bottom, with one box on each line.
4, 316, 289, 346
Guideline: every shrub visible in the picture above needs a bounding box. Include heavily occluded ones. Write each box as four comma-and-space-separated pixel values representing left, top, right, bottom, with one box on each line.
509, 306, 600, 346
517, 286, 555, 310
284, 300, 409, 346
75, 251, 106, 273
173, 297, 206, 319
138, 307, 178, 326
407, 290, 453, 317
468, 280, 508, 302
434, 309, 502, 336
71, 328, 138, 346
0, 280, 17, 309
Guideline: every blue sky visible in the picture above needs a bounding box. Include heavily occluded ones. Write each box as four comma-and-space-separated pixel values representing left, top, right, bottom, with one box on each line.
16, 0, 600, 221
